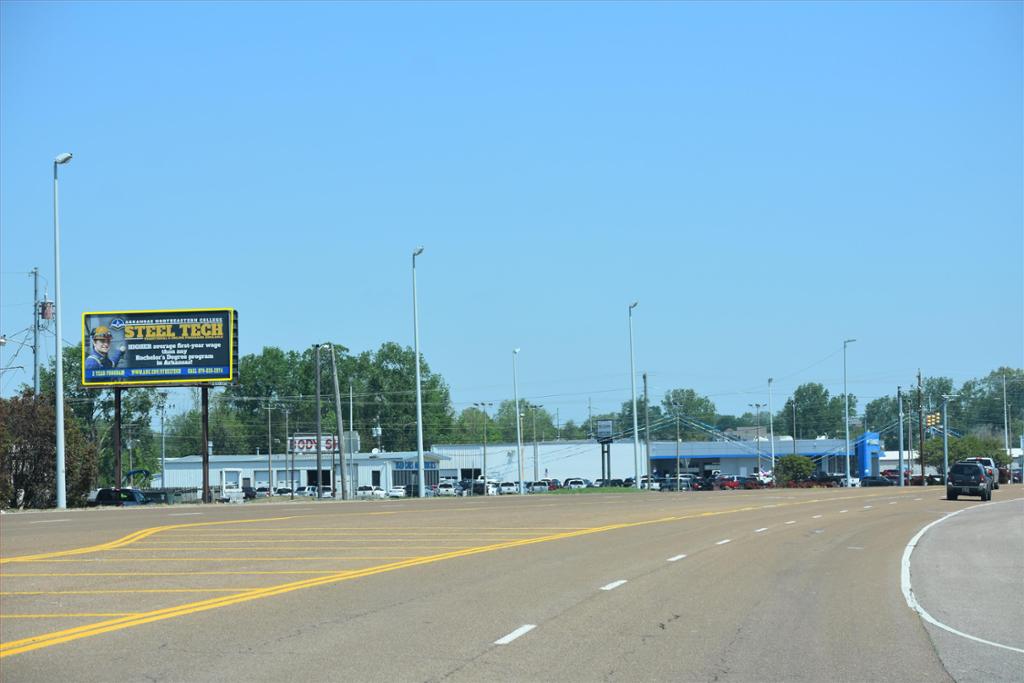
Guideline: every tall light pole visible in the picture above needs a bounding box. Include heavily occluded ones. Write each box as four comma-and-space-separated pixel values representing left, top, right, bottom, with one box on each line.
412, 246, 426, 498
474, 402, 492, 494
672, 402, 681, 483
314, 343, 327, 498
768, 378, 776, 475
513, 348, 524, 494
749, 403, 765, 474
941, 393, 959, 481
628, 301, 640, 488
843, 338, 856, 487
53, 152, 72, 509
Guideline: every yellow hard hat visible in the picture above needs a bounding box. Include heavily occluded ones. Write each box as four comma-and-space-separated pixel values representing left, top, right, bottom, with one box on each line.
92, 326, 112, 339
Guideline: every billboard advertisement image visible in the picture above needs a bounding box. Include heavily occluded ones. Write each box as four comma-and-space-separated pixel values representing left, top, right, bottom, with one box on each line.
81, 308, 238, 387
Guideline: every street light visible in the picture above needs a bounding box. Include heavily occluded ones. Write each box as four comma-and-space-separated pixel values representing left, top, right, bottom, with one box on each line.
53, 152, 72, 509
474, 402, 493, 494
530, 402, 544, 481
843, 338, 856, 486
513, 348, 524, 494
628, 301, 639, 488
412, 246, 426, 498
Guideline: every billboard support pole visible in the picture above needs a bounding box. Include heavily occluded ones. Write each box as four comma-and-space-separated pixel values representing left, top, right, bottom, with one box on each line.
113, 387, 123, 486
202, 386, 210, 503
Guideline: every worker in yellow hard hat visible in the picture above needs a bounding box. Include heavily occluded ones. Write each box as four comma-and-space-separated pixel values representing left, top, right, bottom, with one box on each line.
85, 325, 125, 370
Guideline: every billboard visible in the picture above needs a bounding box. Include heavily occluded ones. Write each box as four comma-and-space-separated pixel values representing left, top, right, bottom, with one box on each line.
596, 419, 615, 440
81, 308, 238, 387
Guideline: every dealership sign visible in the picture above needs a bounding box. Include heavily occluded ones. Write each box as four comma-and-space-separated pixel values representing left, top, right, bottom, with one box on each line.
81, 308, 238, 387
289, 434, 341, 454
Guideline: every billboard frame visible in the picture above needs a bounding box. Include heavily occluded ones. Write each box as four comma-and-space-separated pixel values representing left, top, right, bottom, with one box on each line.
80, 307, 238, 388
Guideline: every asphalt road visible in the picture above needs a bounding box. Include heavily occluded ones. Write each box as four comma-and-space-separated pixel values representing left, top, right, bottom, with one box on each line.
2, 485, 1022, 682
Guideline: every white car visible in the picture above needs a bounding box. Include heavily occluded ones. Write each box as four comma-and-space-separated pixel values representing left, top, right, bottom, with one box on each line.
356, 485, 381, 499
838, 477, 861, 488
565, 478, 586, 490
388, 486, 407, 498
436, 482, 458, 496
294, 486, 316, 497
498, 481, 519, 495
527, 481, 549, 494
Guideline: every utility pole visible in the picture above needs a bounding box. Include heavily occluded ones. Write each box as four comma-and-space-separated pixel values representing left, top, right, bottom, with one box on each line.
1003, 375, 1011, 461
315, 344, 324, 499
643, 372, 651, 487
31, 267, 40, 395
792, 400, 797, 455
749, 403, 765, 474
474, 402, 492, 494
556, 408, 560, 441
329, 346, 347, 500
768, 377, 775, 475
284, 407, 293, 500
673, 402, 681, 483
531, 403, 542, 482
588, 398, 593, 439
897, 386, 904, 487
917, 370, 925, 483
941, 394, 959, 480
349, 381, 355, 501
159, 393, 171, 494
265, 400, 273, 495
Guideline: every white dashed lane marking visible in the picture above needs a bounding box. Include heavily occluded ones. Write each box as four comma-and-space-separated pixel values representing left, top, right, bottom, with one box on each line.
812, 515, 822, 519
716, 539, 732, 545
754, 528, 768, 533
839, 509, 848, 513
667, 554, 687, 562
785, 521, 796, 525
600, 580, 628, 591
495, 625, 536, 645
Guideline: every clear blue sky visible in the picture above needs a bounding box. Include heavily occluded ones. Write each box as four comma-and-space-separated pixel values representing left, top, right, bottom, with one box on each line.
2, 1, 1021, 424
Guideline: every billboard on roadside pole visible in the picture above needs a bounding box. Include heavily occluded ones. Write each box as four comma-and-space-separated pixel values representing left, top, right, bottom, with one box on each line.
81, 308, 238, 387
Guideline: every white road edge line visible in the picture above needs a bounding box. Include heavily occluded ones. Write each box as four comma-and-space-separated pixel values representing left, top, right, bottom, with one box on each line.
29, 519, 71, 524
667, 554, 687, 562
901, 500, 1024, 654
600, 580, 628, 591
716, 539, 731, 545
168, 513, 203, 516
754, 528, 768, 533
495, 624, 536, 645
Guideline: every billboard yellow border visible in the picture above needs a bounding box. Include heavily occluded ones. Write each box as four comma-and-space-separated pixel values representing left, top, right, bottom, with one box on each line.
80, 308, 235, 388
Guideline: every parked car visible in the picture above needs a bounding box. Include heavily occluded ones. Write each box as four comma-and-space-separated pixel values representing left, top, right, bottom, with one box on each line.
274, 487, 292, 495
255, 486, 270, 498
564, 478, 586, 490
356, 485, 379, 499
947, 462, 991, 501
437, 482, 458, 496
294, 486, 315, 497
860, 476, 895, 487
498, 481, 519, 494
528, 481, 549, 494
715, 475, 741, 490
1012, 469, 1023, 484
241, 486, 257, 500
86, 488, 149, 507
472, 481, 498, 495
997, 465, 1010, 484
960, 457, 999, 490
639, 476, 661, 491
547, 478, 562, 490
837, 476, 861, 488
318, 486, 334, 498
388, 486, 407, 498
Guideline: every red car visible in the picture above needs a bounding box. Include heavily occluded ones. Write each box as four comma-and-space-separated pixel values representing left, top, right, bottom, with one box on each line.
715, 475, 741, 490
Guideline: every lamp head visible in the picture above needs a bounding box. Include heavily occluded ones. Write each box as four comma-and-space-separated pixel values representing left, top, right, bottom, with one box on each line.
513, 348, 520, 355
413, 246, 424, 257
629, 301, 638, 310
844, 338, 856, 345
54, 153, 72, 165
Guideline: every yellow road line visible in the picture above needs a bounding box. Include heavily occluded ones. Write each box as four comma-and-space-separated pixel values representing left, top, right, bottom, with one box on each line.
112, 544, 510, 550
8, 556, 417, 563
0, 516, 300, 565
0, 571, 345, 577
1, 614, 142, 619
2, 589, 262, 595
0, 492, 895, 657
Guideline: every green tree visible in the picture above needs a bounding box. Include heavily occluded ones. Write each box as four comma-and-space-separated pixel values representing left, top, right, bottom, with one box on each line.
661, 388, 717, 441
775, 454, 814, 485
920, 435, 1008, 471
1, 390, 98, 508
775, 383, 855, 440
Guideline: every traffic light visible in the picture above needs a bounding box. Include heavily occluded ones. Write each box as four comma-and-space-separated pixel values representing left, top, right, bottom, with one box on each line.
925, 412, 941, 428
